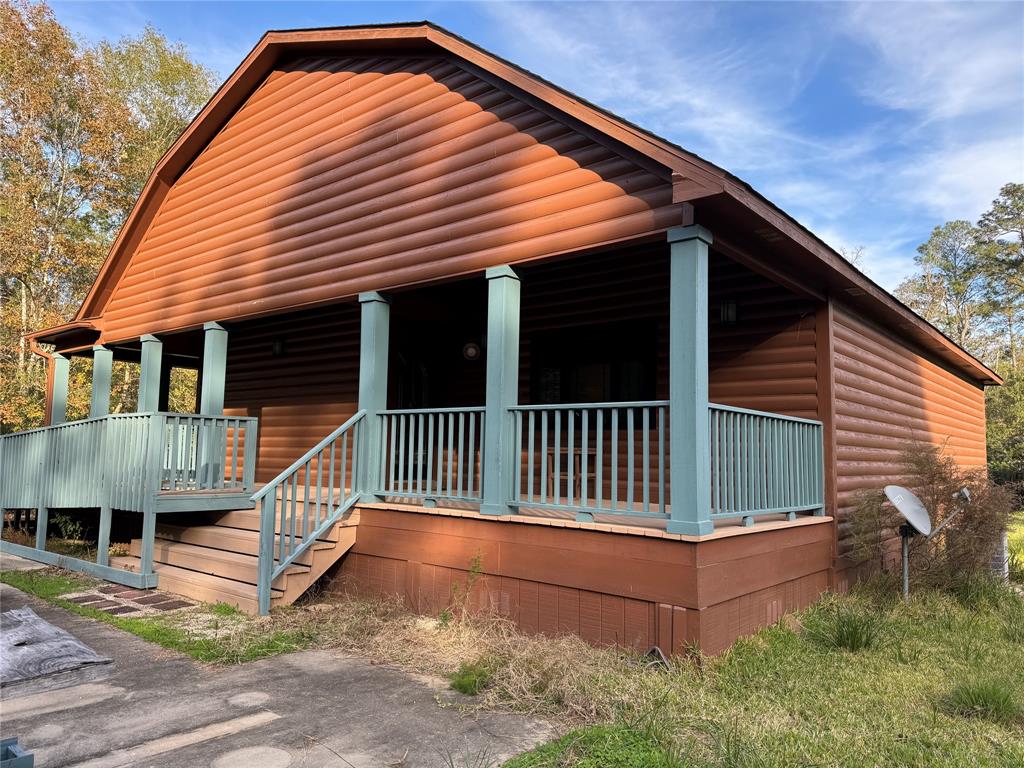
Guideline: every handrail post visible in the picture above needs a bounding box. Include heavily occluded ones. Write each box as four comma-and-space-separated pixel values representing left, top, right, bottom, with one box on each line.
139, 414, 165, 578
257, 494, 275, 615
482, 266, 520, 516
96, 415, 112, 566
357, 292, 390, 502
667, 226, 713, 535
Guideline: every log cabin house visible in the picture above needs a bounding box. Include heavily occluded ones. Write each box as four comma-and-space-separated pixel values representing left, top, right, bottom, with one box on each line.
0, 23, 1001, 654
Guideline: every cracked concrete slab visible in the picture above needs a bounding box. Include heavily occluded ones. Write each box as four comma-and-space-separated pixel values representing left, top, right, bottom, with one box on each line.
0, 583, 553, 767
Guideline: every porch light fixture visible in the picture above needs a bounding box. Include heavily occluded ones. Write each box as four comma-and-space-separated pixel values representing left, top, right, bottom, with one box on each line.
462, 342, 481, 361
720, 300, 738, 325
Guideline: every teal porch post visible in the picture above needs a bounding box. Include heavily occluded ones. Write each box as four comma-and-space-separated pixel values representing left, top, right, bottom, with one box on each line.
667, 226, 713, 536
358, 292, 390, 501
199, 322, 228, 414
50, 353, 70, 425
90, 345, 113, 418
137, 334, 163, 412
481, 266, 520, 516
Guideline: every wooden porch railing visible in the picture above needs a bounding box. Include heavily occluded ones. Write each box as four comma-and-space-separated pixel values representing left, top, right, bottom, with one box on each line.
376, 407, 486, 504
252, 410, 364, 615
509, 402, 670, 518
0, 412, 257, 586
708, 404, 825, 523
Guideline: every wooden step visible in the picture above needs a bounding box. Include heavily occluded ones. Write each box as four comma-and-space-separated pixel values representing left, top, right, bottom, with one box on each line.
129, 538, 308, 585
154, 524, 333, 563
110, 556, 283, 613
211, 508, 347, 541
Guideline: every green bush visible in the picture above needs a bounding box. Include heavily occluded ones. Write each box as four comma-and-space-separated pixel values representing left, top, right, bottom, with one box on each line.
944, 679, 1022, 725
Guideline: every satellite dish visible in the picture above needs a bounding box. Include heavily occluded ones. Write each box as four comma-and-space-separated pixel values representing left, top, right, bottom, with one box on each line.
884, 485, 932, 536
882, 484, 971, 601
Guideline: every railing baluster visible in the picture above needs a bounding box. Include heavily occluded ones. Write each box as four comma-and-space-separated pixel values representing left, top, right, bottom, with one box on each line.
553, 411, 561, 507
608, 409, 617, 511
596, 409, 603, 511
539, 411, 548, 505
658, 406, 666, 515
446, 412, 454, 497
580, 409, 588, 509
641, 407, 649, 514
457, 411, 465, 499
567, 409, 574, 508
527, 411, 535, 504
467, 412, 476, 497
515, 410, 523, 506
626, 407, 634, 511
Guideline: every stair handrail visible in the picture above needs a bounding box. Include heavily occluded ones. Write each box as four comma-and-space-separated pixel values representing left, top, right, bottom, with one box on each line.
253, 409, 366, 614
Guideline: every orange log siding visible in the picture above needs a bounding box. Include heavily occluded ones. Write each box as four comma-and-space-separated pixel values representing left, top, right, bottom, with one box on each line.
831, 304, 987, 559
97, 55, 679, 343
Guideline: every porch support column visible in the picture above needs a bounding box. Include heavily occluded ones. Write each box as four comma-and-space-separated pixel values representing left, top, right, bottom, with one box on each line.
481, 266, 520, 516
358, 292, 390, 501
667, 226, 713, 536
199, 322, 228, 415
137, 334, 163, 412
49, 353, 70, 425
89, 345, 113, 418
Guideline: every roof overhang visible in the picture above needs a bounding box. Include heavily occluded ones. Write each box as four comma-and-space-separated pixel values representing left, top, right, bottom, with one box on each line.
63, 22, 1001, 387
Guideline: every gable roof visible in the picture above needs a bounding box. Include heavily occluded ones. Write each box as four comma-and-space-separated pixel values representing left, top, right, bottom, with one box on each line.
33, 22, 1001, 386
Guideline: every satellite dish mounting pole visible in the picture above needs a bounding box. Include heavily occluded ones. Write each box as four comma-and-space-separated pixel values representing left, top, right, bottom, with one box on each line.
899, 523, 914, 602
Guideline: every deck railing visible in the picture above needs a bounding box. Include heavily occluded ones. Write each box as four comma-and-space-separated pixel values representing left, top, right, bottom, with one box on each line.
376, 407, 486, 504
159, 414, 257, 493
252, 410, 365, 614
708, 404, 824, 523
509, 402, 670, 518
0, 412, 258, 586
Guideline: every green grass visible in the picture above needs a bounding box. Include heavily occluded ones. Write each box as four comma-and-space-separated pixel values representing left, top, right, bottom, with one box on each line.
504, 724, 681, 768
502, 586, 1024, 768
449, 660, 494, 695
0, 568, 316, 664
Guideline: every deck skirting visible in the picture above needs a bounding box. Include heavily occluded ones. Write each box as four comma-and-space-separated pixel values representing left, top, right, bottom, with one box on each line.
329, 505, 833, 654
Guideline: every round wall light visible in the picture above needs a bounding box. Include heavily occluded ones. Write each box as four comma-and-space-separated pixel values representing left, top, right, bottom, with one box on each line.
462, 342, 481, 361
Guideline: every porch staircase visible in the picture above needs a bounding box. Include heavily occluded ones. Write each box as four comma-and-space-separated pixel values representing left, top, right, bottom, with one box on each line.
111, 505, 359, 613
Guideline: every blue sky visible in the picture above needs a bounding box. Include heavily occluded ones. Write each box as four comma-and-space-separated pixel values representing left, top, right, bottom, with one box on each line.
51, 1, 1024, 290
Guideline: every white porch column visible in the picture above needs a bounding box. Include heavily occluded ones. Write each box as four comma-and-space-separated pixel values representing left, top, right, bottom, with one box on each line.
667, 226, 713, 536
481, 266, 521, 516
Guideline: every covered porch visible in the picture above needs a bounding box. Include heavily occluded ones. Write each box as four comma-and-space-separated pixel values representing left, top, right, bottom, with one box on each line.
1, 223, 827, 610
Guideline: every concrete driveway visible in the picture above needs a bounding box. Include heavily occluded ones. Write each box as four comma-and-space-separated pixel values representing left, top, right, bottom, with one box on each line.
0, 583, 551, 767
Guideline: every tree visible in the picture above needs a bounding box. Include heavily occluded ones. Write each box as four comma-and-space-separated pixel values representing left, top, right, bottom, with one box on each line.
895, 220, 992, 352
977, 183, 1024, 373
0, 0, 214, 432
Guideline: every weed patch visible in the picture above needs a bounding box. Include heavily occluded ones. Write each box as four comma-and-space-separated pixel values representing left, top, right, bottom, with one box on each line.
944, 679, 1022, 725
450, 660, 494, 695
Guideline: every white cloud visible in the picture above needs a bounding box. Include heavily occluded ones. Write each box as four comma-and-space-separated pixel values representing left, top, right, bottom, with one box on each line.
843, 2, 1023, 121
